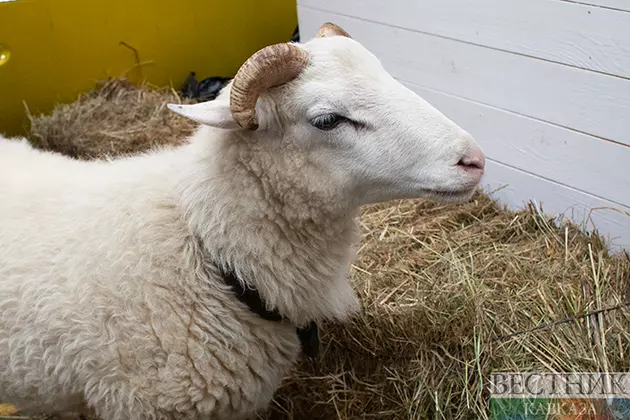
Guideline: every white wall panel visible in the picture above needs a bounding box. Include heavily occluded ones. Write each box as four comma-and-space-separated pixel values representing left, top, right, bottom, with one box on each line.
300, 0, 630, 77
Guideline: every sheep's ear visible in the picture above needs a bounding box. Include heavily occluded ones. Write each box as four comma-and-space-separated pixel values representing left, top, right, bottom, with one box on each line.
167, 102, 239, 130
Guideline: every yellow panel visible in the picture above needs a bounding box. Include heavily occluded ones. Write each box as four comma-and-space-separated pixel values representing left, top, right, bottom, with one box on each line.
0, 0, 297, 136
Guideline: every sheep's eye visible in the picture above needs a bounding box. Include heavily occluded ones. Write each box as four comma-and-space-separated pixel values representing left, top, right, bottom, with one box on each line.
311, 113, 345, 131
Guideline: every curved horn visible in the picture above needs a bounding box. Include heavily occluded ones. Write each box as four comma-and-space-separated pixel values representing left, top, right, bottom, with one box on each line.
230, 43, 310, 130
316, 22, 352, 38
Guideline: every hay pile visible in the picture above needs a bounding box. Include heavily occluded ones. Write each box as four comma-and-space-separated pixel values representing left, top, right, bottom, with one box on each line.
28, 79, 198, 159
265, 198, 630, 419
22, 80, 630, 419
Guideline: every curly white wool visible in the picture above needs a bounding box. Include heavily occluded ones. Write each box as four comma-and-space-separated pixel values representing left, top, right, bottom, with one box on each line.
0, 24, 484, 420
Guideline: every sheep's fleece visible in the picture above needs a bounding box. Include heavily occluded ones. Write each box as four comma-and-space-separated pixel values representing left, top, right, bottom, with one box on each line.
0, 25, 484, 420
0, 131, 359, 419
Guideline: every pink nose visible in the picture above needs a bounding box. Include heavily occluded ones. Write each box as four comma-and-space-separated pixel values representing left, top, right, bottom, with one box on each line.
458, 146, 486, 171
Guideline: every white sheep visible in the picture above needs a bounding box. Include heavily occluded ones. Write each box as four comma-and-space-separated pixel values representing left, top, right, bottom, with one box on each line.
0, 23, 485, 420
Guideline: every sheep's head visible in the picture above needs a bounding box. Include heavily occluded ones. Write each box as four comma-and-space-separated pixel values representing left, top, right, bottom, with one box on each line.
169, 23, 485, 206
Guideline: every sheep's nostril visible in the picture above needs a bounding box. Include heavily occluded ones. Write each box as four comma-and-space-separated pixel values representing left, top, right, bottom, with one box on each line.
458, 148, 486, 171
458, 158, 484, 170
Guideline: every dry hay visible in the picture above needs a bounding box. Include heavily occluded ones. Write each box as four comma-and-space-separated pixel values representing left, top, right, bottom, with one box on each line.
13, 79, 630, 419
28, 79, 198, 159
264, 197, 630, 419
0, 403, 20, 417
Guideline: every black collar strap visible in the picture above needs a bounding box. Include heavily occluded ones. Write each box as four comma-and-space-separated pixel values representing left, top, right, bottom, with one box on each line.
220, 267, 319, 359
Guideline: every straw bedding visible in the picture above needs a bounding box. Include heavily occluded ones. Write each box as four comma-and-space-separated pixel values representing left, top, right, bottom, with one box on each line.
7, 79, 630, 419
28, 79, 197, 159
